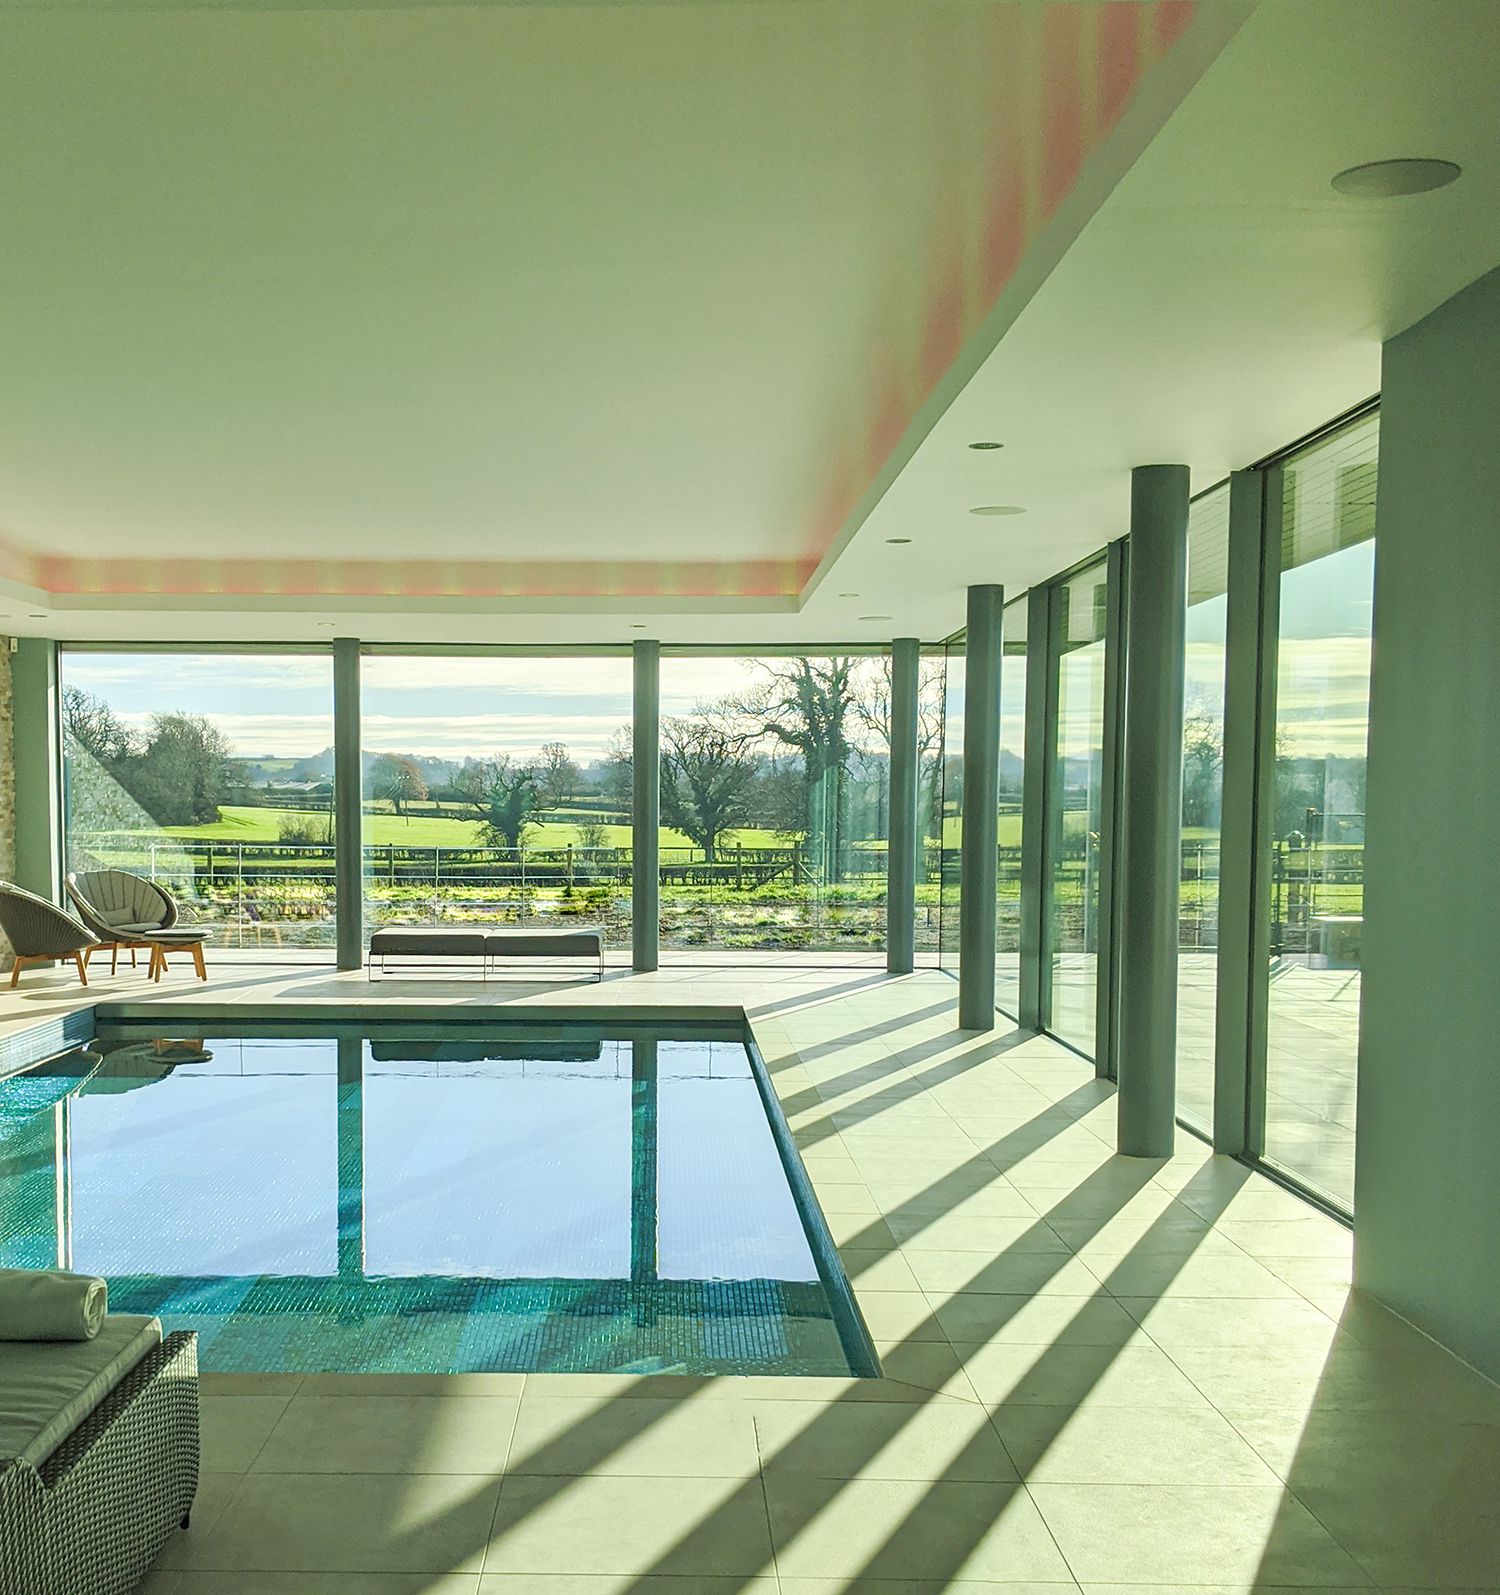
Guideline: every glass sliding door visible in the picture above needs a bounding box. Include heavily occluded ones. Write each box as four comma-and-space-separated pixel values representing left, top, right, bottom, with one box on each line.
656, 651, 889, 963
1048, 562, 1110, 1056
937, 633, 965, 976
1177, 485, 1231, 1133
359, 653, 633, 957
58, 649, 337, 958
1261, 413, 1377, 1208
996, 600, 1027, 1016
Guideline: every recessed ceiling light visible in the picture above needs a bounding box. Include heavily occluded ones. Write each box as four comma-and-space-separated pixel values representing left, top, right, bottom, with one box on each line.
630, 624, 646, 629
858, 613, 894, 622
29, 613, 47, 619
1331, 158, 1461, 198
885, 537, 913, 545
838, 592, 859, 598
969, 505, 1026, 516
968, 441, 1004, 450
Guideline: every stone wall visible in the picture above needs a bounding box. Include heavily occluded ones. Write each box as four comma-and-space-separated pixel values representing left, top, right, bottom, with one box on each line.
0, 637, 14, 967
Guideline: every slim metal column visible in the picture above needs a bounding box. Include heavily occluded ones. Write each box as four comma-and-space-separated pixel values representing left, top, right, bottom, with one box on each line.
12, 638, 62, 900
1018, 587, 1052, 1031
632, 640, 660, 972
333, 638, 363, 971
958, 585, 1004, 1028
1094, 537, 1130, 1079
1116, 465, 1189, 1156
1214, 467, 1280, 1154
887, 637, 920, 975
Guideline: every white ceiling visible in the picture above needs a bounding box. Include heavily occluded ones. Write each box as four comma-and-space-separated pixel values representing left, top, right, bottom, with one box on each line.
2, 0, 1498, 644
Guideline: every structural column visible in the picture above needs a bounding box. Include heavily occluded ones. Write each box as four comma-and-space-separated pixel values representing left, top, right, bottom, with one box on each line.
1017, 586, 1052, 1031
1213, 467, 1278, 1154
632, 639, 660, 972
958, 585, 1004, 1028
1116, 465, 1190, 1156
12, 638, 62, 901
333, 638, 363, 972
886, 637, 920, 975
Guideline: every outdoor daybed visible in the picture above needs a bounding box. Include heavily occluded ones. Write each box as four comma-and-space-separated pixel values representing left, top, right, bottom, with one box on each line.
368, 924, 604, 980
0, 1271, 198, 1595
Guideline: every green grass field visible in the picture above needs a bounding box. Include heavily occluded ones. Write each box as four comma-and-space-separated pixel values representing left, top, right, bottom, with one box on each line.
157, 805, 802, 852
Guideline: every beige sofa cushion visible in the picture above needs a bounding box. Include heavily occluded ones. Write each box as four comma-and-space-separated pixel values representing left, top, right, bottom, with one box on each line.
0, 1313, 162, 1468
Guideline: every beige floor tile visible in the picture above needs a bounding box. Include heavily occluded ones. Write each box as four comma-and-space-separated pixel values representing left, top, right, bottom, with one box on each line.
840, 1248, 924, 1291
1118, 1294, 1339, 1351
477, 1579, 776, 1594
486, 1473, 773, 1576
253, 1395, 519, 1475
889, 1212, 1069, 1254
1216, 1218, 1354, 1260
190, 1471, 502, 1573
904, 1249, 1100, 1297
956, 1340, 1213, 1408
152, 1474, 246, 1571
993, 1403, 1280, 1485
507, 1394, 760, 1477
168, 1576, 480, 1594
198, 1395, 294, 1472
1090, 1252, 1300, 1300
850, 1289, 946, 1342
297, 1373, 524, 1397
933, 1292, 1142, 1348
753, 1399, 1018, 1481
766, 1475, 1073, 1581
781, 1582, 1077, 1595
1030, 1482, 1369, 1585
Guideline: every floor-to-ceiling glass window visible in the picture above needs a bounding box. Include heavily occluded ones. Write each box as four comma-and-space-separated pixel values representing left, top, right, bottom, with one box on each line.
1048, 561, 1110, 1056
1177, 485, 1231, 1132
937, 632, 965, 976
996, 599, 1027, 1015
656, 651, 889, 963
918, 646, 948, 965
58, 649, 337, 959
1262, 412, 1377, 1208
359, 652, 633, 957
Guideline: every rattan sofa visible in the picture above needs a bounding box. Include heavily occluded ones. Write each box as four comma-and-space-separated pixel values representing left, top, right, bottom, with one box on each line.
0, 1323, 199, 1595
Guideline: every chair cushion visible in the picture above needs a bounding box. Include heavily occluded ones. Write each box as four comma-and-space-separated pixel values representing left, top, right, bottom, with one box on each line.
98, 906, 142, 929
487, 929, 602, 957
370, 928, 486, 957
0, 1313, 162, 1468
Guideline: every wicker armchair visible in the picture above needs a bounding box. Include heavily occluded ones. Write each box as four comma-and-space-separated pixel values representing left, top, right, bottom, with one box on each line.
66, 871, 210, 982
0, 1331, 199, 1595
0, 884, 98, 989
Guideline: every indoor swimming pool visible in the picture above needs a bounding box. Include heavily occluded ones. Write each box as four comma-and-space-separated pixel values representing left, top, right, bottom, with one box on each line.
0, 1016, 874, 1378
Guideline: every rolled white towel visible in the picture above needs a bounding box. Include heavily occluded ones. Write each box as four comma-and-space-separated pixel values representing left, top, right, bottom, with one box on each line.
0, 1268, 108, 1341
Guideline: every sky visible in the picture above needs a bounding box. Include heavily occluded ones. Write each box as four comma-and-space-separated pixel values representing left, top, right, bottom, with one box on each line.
62, 546, 1374, 769
61, 652, 885, 763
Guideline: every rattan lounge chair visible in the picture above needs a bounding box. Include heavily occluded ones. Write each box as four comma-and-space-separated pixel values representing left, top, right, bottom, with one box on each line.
0, 884, 98, 989
66, 871, 211, 983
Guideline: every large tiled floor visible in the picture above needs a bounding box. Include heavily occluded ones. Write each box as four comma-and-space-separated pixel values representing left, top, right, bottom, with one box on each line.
3, 960, 1496, 1595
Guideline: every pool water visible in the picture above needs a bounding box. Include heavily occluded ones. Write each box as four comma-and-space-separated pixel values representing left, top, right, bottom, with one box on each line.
0, 1020, 874, 1377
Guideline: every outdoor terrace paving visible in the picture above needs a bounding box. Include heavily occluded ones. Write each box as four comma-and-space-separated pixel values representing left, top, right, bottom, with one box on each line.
1, 962, 1495, 1594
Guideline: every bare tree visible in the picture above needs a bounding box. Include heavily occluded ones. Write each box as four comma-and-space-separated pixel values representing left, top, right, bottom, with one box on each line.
538, 741, 582, 812
453, 755, 542, 850
660, 709, 758, 863
369, 753, 428, 821
61, 686, 133, 765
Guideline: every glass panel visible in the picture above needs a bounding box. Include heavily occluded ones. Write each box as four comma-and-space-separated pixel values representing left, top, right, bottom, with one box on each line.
1177, 486, 1231, 1132
1264, 414, 1377, 1208
58, 650, 337, 959
656, 653, 889, 962
997, 599, 1028, 1016
1049, 562, 1110, 1056
937, 634, 966, 976
359, 654, 633, 956
917, 648, 948, 965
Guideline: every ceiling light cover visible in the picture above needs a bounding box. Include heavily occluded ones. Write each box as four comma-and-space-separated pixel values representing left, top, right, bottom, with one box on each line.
1331, 158, 1461, 197
968, 441, 1004, 450
969, 505, 1027, 516
859, 614, 894, 622
885, 537, 913, 544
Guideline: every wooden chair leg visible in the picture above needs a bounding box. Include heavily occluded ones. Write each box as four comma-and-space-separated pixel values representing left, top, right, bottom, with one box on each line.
130, 947, 138, 969
8, 958, 22, 989
73, 952, 89, 987
111, 945, 120, 975
191, 943, 207, 981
